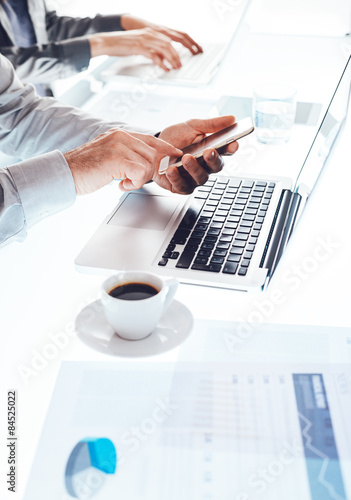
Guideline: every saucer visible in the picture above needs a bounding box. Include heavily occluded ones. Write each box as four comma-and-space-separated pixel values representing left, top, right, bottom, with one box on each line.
75, 299, 193, 358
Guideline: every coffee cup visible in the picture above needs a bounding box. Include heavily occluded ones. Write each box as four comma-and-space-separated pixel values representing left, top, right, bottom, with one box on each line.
101, 271, 178, 340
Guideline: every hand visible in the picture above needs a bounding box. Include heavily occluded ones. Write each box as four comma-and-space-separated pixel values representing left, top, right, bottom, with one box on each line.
89, 28, 183, 71
64, 129, 182, 195
153, 115, 239, 194
121, 14, 203, 55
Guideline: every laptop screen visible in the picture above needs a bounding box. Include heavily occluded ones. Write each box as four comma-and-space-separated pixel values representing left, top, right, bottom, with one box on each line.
294, 56, 351, 194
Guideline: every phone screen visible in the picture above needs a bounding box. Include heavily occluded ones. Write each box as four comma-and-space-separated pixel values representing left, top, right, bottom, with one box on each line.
159, 117, 254, 174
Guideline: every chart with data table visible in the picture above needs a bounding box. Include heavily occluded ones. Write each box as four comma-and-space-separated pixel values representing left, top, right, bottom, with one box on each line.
24, 362, 351, 500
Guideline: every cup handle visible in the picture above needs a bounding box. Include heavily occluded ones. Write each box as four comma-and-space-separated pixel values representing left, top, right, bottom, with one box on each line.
163, 278, 179, 310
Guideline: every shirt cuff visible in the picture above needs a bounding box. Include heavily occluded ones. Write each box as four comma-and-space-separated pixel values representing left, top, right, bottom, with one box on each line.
59, 38, 92, 73
8, 150, 76, 229
92, 14, 125, 32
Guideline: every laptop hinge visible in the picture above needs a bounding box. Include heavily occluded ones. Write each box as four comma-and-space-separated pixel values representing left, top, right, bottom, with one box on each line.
260, 189, 294, 271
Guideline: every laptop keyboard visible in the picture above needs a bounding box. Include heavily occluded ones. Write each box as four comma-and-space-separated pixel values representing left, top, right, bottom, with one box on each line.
158, 177, 275, 276
161, 43, 224, 82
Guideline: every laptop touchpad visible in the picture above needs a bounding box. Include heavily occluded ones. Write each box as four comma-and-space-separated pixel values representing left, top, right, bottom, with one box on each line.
108, 193, 180, 231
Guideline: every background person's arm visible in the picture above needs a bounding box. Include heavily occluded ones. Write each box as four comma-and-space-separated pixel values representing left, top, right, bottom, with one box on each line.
0, 0, 124, 83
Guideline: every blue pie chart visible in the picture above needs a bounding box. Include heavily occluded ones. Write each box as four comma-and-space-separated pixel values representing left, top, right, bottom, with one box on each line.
65, 438, 117, 499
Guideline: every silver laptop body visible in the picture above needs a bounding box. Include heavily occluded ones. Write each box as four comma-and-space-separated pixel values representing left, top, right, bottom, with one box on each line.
75, 57, 351, 292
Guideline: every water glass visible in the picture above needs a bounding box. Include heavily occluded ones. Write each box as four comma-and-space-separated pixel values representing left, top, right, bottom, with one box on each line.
253, 84, 297, 144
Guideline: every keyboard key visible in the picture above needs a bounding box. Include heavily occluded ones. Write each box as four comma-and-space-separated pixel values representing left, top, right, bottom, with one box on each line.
158, 258, 168, 266
238, 267, 248, 276
194, 256, 209, 264
241, 259, 250, 267
207, 228, 221, 236
201, 242, 215, 250
198, 249, 212, 257
247, 202, 260, 209
210, 222, 223, 229
192, 230, 206, 239
191, 263, 221, 272
234, 233, 248, 241
170, 252, 180, 259
211, 256, 225, 264
216, 241, 231, 249
223, 262, 238, 274
178, 199, 205, 229
229, 179, 241, 188
199, 216, 211, 224
213, 216, 226, 223
245, 208, 258, 215
222, 228, 235, 236
225, 222, 238, 229
243, 251, 253, 260
246, 244, 255, 252
171, 228, 190, 244
227, 253, 241, 262
237, 226, 251, 234
204, 204, 216, 212
232, 239, 246, 247
176, 251, 195, 269
163, 251, 172, 258
240, 220, 253, 227
219, 235, 233, 242
242, 180, 254, 188
194, 191, 209, 199
216, 210, 229, 217
242, 214, 256, 221
195, 223, 209, 231
221, 197, 234, 205
230, 246, 244, 255
213, 248, 228, 257
256, 181, 267, 187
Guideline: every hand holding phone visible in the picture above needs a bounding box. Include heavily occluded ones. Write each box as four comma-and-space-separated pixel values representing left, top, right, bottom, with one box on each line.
159, 117, 254, 174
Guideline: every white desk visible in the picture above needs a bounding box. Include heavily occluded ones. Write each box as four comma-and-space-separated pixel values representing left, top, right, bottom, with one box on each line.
0, 6, 351, 499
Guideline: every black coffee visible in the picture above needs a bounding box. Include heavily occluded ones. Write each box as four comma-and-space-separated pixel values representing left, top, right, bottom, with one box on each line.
109, 282, 159, 301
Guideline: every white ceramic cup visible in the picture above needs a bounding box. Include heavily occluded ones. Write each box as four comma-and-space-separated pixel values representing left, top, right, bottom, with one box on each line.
101, 271, 178, 340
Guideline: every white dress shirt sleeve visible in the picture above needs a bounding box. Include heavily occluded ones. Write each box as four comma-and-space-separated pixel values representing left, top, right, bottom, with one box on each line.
0, 54, 155, 247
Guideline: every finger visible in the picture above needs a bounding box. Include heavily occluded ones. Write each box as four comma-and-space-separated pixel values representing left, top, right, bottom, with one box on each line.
181, 154, 210, 186
164, 165, 198, 195
117, 159, 151, 191
130, 132, 182, 158
142, 32, 182, 69
173, 32, 203, 54
218, 140, 239, 156
150, 52, 171, 71
156, 28, 203, 54
186, 115, 236, 134
202, 149, 225, 173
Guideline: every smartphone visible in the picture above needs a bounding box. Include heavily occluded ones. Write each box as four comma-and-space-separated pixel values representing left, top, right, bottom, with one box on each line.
159, 117, 254, 174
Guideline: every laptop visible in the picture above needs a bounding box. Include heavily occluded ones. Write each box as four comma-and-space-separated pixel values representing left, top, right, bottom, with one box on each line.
75, 56, 351, 292
100, 42, 229, 86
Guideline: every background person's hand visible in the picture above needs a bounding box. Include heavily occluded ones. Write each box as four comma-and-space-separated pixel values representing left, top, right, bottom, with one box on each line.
63, 129, 182, 195
89, 28, 183, 71
120, 14, 203, 55
152, 115, 239, 194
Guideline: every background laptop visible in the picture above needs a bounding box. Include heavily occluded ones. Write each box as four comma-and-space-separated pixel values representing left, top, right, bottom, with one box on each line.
100, 0, 253, 87
75, 57, 351, 292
